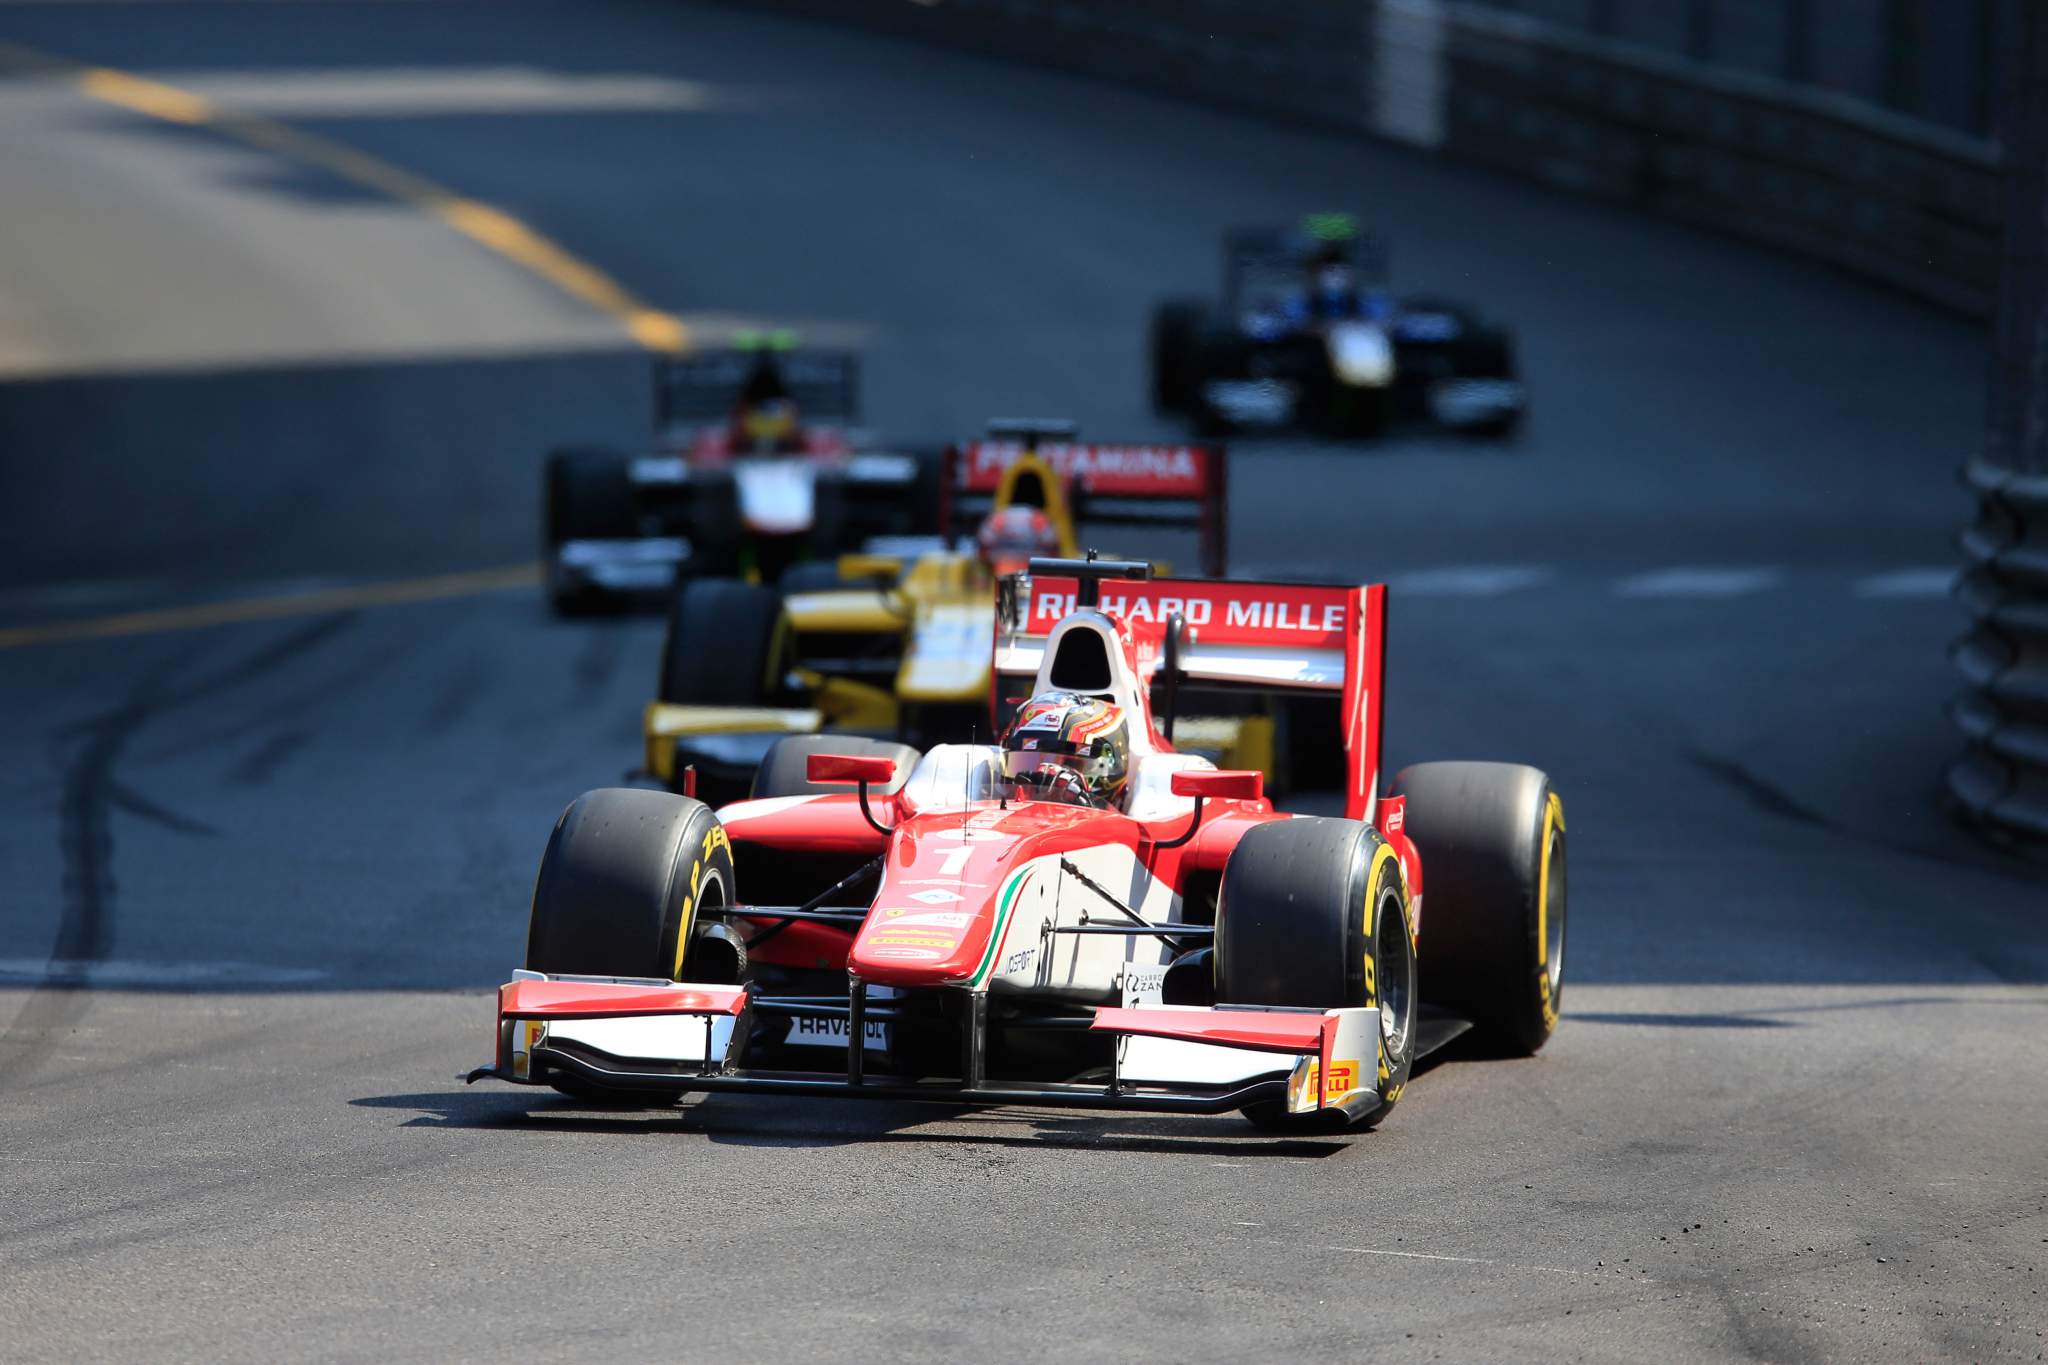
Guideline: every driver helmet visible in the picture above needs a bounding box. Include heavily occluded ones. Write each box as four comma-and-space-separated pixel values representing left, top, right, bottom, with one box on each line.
1313, 264, 1361, 317
976, 505, 1061, 576
734, 396, 801, 453
1001, 691, 1130, 808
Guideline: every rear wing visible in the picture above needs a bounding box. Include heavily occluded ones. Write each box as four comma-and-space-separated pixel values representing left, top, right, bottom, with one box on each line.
940, 439, 1228, 576
653, 349, 860, 431
995, 568, 1386, 820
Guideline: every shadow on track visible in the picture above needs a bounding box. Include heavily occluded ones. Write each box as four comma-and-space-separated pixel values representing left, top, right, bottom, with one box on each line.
352, 1089, 1352, 1158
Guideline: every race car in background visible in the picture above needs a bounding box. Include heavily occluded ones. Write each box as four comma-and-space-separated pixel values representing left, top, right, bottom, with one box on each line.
540, 337, 940, 613
1151, 214, 1526, 438
468, 556, 1568, 1131
638, 420, 1250, 802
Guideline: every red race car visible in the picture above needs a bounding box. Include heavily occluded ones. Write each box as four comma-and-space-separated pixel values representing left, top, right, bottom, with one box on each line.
469, 557, 1566, 1130
541, 341, 941, 612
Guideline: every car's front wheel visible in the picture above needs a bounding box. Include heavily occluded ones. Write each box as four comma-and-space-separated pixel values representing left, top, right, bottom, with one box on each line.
524, 788, 738, 1100
1215, 816, 1416, 1130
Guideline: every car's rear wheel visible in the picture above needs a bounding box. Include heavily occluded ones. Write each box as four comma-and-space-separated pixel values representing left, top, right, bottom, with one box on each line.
751, 734, 921, 800
1215, 817, 1416, 1130
907, 448, 947, 535
658, 579, 788, 706
1150, 299, 1207, 414
524, 788, 738, 1100
543, 445, 636, 615
1390, 761, 1564, 1056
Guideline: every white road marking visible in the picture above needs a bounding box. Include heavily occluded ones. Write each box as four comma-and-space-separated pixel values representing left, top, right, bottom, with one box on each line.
1389, 565, 1552, 596
1326, 1245, 1506, 1266
1853, 567, 1956, 598
0, 959, 328, 987
1613, 566, 1784, 598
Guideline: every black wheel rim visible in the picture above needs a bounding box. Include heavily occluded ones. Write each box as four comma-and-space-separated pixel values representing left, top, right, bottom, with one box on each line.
1375, 882, 1414, 1059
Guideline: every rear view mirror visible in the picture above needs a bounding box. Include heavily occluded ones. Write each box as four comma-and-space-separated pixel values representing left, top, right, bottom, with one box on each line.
1170, 769, 1264, 802
806, 753, 899, 786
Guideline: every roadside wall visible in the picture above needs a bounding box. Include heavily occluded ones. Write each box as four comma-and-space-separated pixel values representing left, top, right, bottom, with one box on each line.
730, 0, 2001, 314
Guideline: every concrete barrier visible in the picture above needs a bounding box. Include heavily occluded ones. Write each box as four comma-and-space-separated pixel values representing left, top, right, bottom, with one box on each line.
728, 0, 2001, 315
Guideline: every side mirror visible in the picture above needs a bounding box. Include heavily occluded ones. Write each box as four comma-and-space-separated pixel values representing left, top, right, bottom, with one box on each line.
1170, 769, 1264, 802
806, 754, 898, 786
1155, 770, 1262, 851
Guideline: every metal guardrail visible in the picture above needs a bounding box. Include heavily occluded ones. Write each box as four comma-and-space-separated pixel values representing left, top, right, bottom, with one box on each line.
1951, 460, 2048, 840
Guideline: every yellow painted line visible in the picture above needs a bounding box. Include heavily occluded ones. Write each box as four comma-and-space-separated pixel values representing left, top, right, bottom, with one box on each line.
77, 67, 214, 124
0, 42, 688, 354
0, 563, 539, 651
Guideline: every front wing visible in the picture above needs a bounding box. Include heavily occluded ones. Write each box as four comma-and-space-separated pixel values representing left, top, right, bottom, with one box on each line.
467, 973, 1387, 1122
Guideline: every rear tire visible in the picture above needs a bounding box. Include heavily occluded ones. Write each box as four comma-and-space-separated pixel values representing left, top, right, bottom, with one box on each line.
1390, 761, 1564, 1056
1216, 817, 1416, 1130
1150, 300, 1207, 414
543, 446, 636, 615
908, 448, 947, 535
658, 579, 788, 706
751, 734, 921, 800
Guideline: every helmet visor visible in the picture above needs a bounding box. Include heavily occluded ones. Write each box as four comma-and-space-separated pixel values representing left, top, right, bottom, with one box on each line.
1000, 749, 1098, 806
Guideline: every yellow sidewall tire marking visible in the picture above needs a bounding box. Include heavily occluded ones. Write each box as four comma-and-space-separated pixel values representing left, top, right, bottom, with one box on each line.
673, 825, 734, 980
1535, 791, 1565, 1030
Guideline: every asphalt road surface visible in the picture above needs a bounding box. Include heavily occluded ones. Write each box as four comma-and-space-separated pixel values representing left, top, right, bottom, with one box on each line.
1, 4, 2044, 1361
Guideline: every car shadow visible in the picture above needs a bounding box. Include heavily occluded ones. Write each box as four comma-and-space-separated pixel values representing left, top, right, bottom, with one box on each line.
352, 1088, 1353, 1157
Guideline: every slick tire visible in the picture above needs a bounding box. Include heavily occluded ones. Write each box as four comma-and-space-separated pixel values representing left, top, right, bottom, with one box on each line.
1455, 330, 1523, 440
1150, 300, 1206, 414
1216, 817, 1416, 1131
524, 788, 736, 1100
543, 445, 636, 616
908, 448, 947, 535
658, 579, 787, 706
1390, 761, 1564, 1056
751, 734, 922, 800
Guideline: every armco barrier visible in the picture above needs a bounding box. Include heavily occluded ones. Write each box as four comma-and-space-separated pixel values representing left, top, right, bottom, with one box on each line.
1428, 8, 2002, 316
729, 0, 2002, 316
1951, 462, 2048, 841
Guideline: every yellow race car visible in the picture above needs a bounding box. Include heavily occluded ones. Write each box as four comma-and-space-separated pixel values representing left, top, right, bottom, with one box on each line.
640, 421, 1257, 802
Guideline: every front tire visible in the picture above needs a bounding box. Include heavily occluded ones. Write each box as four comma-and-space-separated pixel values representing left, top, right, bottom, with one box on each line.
542, 445, 637, 615
1216, 817, 1416, 1130
524, 789, 737, 1101
1390, 761, 1564, 1056
525, 788, 735, 982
